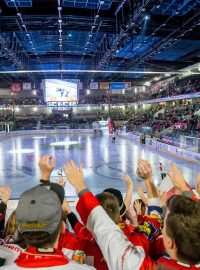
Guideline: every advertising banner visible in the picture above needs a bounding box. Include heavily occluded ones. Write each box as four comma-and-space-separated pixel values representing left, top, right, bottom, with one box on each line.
11, 82, 22, 93
100, 82, 110, 90
110, 82, 131, 93
90, 82, 98, 90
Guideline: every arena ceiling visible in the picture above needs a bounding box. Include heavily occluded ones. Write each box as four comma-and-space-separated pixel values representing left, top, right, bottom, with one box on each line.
0, 0, 200, 87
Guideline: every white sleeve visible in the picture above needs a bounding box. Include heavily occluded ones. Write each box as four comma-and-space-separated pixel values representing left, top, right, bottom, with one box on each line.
86, 206, 146, 270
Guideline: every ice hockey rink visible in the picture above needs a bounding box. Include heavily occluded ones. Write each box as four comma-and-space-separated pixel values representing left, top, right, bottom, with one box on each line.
0, 132, 199, 199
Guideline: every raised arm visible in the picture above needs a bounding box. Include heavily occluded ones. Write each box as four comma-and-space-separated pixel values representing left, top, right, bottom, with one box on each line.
167, 163, 194, 198
123, 174, 133, 210
136, 160, 162, 218
0, 186, 12, 237
136, 184, 148, 206
63, 160, 154, 270
38, 155, 56, 181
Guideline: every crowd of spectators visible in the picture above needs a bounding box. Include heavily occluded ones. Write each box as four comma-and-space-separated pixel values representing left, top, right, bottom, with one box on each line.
144, 104, 199, 134
0, 76, 199, 107
0, 114, 14, 122
78, 94, 141, 105
127, 106, 162, 132
127, 104, 200, 136
0, 156, 200, 269
148, 77, 200, 100
79, 76, 200, 105
0, 97, 43, 106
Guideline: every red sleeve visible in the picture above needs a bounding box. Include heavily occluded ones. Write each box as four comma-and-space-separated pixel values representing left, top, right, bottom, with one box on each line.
73, 221, 85, 236
130, 232, 149, 256
140, 256, 157, 270
149, 236, 165, 260
76, 191, 100, 225
74, 221, 93, 240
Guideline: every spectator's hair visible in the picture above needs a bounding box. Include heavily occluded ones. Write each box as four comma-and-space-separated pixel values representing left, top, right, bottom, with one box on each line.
96, 192, 120, 224
166, 195, 200, 265
4, 211, 17, 238
23, 221, 61, 248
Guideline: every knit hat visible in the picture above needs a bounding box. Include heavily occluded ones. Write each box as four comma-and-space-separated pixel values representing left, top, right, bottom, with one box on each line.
16, 185, 62, 235
103, 188, 126, 217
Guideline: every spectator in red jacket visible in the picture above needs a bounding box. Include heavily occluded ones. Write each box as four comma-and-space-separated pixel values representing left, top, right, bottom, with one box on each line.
63, 159, 200, 270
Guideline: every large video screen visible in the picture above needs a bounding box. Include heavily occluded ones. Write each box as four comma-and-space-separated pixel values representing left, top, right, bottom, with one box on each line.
43, 79, 78, 103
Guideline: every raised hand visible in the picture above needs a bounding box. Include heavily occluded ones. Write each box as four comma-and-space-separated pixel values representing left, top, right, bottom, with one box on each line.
0, 186, 12, 204
137, 184, 144, 198
123, 174, 133, 187
56, 176, 66, 187
136, 160, 152, 181
133, 199, 142, 215
136, 184, 148, 205
167, 163, 189, 192
38, 155, 56, 180
136, 160, 157, 198
156, 187, 168, 207
63, 160, 86, 193
123, 174, 133, 209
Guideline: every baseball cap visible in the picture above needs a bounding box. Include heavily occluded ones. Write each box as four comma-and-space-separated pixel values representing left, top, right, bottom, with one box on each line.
16, 185, 62, 235
39, 181, 65, 204
103, 188, 126, 217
